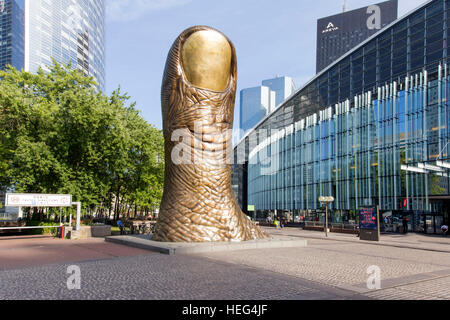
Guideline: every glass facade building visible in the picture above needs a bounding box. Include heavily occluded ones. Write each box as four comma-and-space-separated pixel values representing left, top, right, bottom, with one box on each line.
234, 0, 450, 233
25, 0, 105, 90
0, 0, 24, 71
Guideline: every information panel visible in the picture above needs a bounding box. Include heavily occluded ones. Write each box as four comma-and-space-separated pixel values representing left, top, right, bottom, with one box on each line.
5, 194, 72, 207
359, 206, 380, 241
360, 206, 378, 230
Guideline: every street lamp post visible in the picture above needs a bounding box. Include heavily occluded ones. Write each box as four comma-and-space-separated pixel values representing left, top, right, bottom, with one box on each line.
318, 196, 335, 237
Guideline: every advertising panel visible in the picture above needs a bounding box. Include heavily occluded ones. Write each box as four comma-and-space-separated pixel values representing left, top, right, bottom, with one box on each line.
359, 206, 380, 241
5, 194, 72, 207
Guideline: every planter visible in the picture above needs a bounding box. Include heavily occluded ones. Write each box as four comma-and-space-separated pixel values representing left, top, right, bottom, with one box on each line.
68, 225, 111, 240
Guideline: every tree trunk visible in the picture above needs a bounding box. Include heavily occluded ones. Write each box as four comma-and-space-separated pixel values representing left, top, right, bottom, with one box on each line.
114, 184, 120, 221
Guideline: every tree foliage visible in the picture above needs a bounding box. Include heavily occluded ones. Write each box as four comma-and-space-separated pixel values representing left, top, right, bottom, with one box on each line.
0, 62, 164, 219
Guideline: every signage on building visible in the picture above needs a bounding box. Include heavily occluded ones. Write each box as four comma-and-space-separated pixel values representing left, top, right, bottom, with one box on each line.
318, 196, 334, 203
322, 22, 339, 34
316, 0, 398, 73
5, 194, 72, 207
247, 205, 255, 211
317, 0, 397, 36
359, 206, 380, 241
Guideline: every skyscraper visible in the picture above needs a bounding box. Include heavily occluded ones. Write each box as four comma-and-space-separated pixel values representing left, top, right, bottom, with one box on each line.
262, 76, 296, 107
0, 0, 24, 71
316, 0, 398, 73
24, 0, 106, 89
0, 1, 105, 89
240, 76, 295, 137
240, 86, 275, 136
0, 0, 105, 89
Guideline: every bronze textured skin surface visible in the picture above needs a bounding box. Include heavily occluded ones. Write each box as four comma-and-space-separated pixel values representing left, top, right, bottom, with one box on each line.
154, 26, 267, 242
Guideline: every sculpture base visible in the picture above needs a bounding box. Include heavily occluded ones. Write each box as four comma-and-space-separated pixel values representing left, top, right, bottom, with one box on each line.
106, 234, 307, 255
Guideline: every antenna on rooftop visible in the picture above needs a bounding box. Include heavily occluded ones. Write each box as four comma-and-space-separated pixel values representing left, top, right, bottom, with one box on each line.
343, 0, 348, 12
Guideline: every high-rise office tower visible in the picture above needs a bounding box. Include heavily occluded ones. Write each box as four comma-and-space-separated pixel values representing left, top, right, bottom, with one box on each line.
0, 0, 24, 71
0, 1, 106, 89
240, 86, 275, 136
24, 0, 106, 89
316, 0, 398, 73
0, 0, 105, 89
240, 76, 296, 138
262, 76, 296, 107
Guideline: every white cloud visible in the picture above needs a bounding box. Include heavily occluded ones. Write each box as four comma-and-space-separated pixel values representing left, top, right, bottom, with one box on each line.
106, 0, 192, 22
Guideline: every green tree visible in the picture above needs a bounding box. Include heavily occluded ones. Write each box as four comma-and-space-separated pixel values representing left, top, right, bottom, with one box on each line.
0, 62, 164, 221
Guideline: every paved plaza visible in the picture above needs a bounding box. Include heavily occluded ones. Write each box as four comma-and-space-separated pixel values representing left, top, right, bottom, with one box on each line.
0, 229, 450, 300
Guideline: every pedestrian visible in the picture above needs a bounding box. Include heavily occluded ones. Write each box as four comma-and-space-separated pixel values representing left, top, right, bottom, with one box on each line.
117, 219, 124, 235
402, 217, 408, 234
441, 224, 448, 236
274, 218, 279, 229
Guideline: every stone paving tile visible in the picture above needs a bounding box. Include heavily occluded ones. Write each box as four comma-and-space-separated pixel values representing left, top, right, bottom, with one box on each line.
363, 288, 436, 300
198, 241, 450, 291
265, 228, 450, 253
305, 240, 450, 268
363, 276, 450, 300
2, 235, 450, 300
0, 253, 361, 300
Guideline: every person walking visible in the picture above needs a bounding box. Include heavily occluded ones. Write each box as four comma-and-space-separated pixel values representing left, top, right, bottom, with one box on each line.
282, 217, 287, 229
117, 219, 124, 235
402, 217, 408, 234
274, 218, 279, 229
441, 224, 448, 236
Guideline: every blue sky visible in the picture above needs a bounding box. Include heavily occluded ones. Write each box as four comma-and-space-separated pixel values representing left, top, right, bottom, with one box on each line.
105, 0, 427, 131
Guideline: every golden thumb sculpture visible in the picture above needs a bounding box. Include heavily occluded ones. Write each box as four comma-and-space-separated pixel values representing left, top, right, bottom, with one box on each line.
154, 26, 267, 242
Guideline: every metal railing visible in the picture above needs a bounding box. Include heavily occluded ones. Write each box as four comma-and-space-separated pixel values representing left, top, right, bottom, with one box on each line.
304, 221, 359, 231
0, 226, 62, 230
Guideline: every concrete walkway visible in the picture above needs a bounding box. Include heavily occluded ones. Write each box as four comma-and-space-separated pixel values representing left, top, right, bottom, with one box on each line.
262, 227, 450, 253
